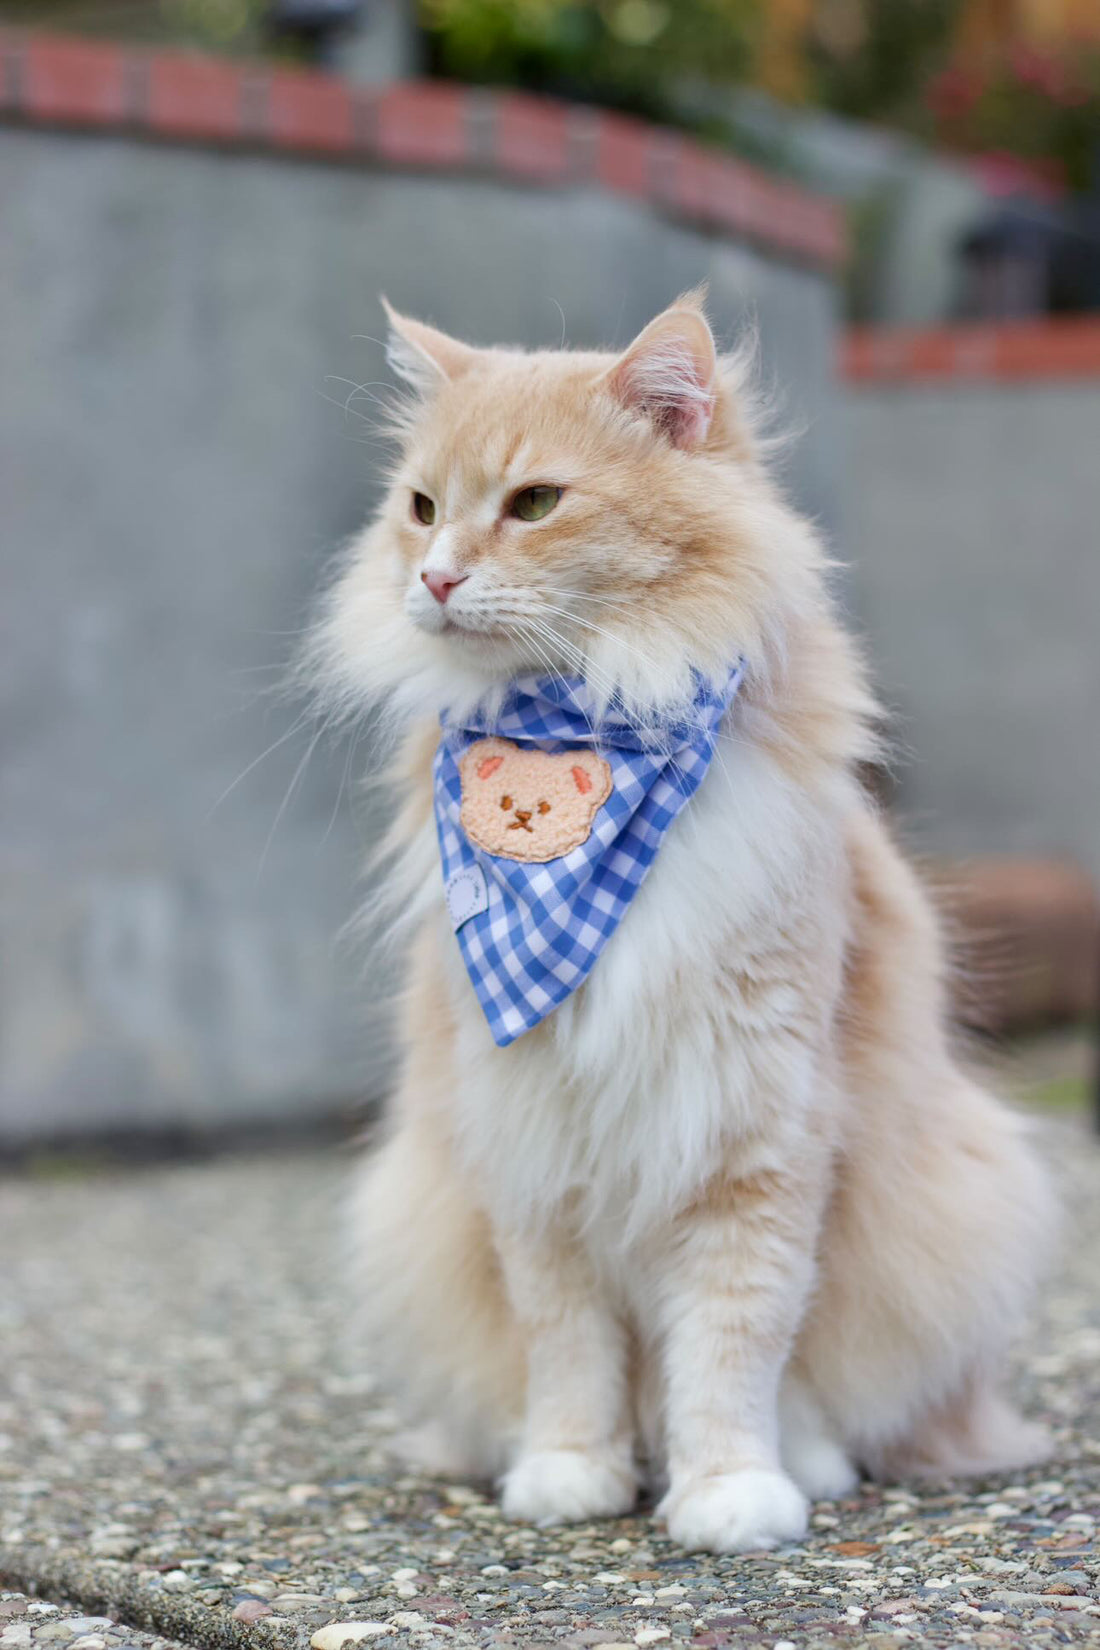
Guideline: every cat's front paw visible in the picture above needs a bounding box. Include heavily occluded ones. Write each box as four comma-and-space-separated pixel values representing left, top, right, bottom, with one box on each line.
501, 1448, 636, 1526
659, 1468, 808, 1554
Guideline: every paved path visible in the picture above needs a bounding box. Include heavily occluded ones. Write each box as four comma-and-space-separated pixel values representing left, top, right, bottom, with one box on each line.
2, 1109, 1098, 1650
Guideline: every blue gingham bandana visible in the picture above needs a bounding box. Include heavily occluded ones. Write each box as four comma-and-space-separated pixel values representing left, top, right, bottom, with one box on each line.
433, 663, 744, 1046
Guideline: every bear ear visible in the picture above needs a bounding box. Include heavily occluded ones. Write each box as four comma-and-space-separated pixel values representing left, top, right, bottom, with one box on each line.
463, 738, 508, 784
569, 750, 611, 801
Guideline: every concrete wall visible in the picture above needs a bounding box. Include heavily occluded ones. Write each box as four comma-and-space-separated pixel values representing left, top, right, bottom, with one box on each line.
846, 368, 1100, 878
0, 121, 843, 1144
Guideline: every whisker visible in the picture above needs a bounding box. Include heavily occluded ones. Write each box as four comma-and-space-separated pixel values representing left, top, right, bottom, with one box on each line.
206, 712, 312, 819
256, 719, 328, 878
538, 585, 636, 612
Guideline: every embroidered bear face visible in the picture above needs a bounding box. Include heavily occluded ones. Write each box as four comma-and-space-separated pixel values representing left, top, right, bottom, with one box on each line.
459, 737, 612, 863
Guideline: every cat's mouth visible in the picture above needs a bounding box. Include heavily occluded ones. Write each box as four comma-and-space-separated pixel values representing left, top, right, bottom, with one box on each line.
432, 609, 512, 644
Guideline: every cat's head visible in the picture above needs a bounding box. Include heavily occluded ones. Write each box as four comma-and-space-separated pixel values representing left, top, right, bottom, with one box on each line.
315, 291, 816, 726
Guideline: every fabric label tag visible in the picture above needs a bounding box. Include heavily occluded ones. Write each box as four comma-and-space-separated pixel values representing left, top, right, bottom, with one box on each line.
446, 863, 489, 931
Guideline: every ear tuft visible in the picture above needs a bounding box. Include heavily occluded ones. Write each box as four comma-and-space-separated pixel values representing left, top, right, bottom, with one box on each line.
604, 301, 717, 449
381, 296, 477, 393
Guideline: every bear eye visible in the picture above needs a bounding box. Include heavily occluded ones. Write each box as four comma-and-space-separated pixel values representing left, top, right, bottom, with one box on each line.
500, 794, 513, 810
538, 800, 551, 814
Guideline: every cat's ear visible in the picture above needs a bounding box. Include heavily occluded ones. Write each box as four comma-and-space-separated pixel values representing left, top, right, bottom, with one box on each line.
602, 290, 717, 449
381, 297, 477, 392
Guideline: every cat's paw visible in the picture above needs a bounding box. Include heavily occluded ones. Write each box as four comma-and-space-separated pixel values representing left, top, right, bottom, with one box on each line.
782, 1432, 860, 1502
659, 1468, 808, 1554
500, 1449, 637, 1526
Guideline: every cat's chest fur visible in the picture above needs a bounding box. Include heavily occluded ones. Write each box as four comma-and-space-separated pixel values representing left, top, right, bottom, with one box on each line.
431, 734, 850, 1239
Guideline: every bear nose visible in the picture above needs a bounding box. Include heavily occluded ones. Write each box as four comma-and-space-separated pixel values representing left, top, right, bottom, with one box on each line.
422, 569, 468, 605
514, 809, 532, 823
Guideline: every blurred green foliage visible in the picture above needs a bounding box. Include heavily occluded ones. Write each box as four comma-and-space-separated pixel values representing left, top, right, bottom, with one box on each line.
0, 0, 273, 53
808, 0, 962, 125
420, 0, 762, 123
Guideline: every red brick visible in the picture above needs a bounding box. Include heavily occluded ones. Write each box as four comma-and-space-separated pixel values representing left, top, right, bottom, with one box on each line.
843, 319, 1100, 383
265, 66, 354, 154
375, 81, 467, 167
145, 49, 245, 143
494, 92, 569, 182
669, 142, 709, 219
699, 152, 756, 236
593, 111, 652, 197
995, 318, 1100, 377
21, 32, 130, 125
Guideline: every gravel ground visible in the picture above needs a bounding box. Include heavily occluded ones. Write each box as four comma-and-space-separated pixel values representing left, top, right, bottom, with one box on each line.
2, 1092, 1099, 1650
1, 1590, 190, 1650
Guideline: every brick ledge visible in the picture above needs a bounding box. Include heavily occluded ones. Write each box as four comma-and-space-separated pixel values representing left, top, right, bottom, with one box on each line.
0, 28, 844, 271
844, 319, 1100, 383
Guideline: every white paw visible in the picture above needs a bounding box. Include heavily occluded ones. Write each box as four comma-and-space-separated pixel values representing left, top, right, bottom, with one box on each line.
782, 1432, 860, 1501
660, 1468, 808, 1554
500, 1448, 637, 1526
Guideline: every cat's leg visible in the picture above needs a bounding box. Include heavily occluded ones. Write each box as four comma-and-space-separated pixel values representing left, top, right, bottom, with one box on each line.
498, 1225, 638, 1525
779, 1371, 860, 1501
651, 1159, 826, 1554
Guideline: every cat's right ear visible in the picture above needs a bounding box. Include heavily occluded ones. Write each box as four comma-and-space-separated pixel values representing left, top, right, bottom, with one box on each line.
382, 297, 477, 393
602, 292, 717, 449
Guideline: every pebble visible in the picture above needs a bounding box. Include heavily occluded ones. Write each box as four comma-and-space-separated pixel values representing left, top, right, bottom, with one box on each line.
230, 1601, 272, 1623
309, 1626, 390, 1650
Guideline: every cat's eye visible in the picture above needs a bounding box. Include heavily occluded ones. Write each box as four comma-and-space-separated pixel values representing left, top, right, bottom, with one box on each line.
511, 485, 562, 522
411, 492, 436, 525
500, 794, 513, 810
538, 800, 551, 814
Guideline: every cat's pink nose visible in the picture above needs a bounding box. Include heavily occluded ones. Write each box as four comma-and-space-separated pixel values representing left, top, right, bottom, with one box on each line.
422, 569, 467, 605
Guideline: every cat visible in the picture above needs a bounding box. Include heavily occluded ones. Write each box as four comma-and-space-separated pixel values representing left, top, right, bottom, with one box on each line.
309, 289, 1056, 1554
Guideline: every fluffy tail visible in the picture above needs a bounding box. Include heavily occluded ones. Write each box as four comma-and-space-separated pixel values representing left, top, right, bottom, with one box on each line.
347, 1120, 523, 1478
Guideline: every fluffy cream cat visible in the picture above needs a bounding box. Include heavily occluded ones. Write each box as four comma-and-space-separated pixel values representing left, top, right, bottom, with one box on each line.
311, 291, 1055, 1554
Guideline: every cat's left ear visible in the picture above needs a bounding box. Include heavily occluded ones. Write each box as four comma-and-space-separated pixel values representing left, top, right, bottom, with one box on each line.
381, 297, 477, 392
602, 291, 717, 449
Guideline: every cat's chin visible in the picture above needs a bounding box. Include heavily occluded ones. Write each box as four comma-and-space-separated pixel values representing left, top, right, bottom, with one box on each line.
418, 620, 554, 682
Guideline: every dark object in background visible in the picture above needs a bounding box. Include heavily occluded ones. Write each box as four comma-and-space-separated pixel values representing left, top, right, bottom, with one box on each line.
943, 858, 1100, 1036
958, 198, 1100, 318
267, 0, 363, 63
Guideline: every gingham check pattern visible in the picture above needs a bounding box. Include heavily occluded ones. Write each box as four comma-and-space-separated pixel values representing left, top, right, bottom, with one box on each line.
434, 663, 744, 1047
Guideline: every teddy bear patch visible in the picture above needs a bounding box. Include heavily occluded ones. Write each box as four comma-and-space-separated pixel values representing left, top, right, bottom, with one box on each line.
458, 737, 613, 863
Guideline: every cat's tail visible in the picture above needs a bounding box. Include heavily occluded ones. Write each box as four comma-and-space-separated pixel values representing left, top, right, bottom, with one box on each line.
868, 1381, 1052, 1481
347, 1117, 524, 1479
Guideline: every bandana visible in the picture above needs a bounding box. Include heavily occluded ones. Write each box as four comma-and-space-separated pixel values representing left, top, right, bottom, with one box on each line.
433, 663, 744, 1047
